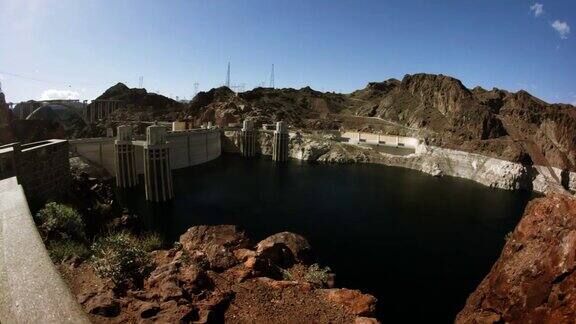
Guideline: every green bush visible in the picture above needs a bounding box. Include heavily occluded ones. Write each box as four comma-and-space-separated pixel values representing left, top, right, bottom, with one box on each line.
47, 239, 90, 262
138, 232, 163, 252
91, 232, 153, 285
304, 263, 332, 287
35, 202, 86, 241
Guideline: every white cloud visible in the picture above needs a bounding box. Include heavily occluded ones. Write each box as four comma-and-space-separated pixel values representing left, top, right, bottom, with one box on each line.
40, 89, 79, 100
530, 3, 544, 17
551, 20, 570, 39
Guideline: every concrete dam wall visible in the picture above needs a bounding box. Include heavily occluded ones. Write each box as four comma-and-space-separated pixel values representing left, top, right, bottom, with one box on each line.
69, 129, 221, 175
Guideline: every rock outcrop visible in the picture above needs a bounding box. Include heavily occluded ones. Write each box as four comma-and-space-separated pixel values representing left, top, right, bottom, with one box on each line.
61, 225, 378, 323
457, 195, 576, 323
350, 74, 576, 172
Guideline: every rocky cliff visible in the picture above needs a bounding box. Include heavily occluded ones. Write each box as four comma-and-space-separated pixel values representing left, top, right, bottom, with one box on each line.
457, 194, 576, 323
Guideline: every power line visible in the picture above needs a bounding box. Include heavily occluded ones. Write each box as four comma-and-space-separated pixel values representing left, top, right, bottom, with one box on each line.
0, 69, 105, 89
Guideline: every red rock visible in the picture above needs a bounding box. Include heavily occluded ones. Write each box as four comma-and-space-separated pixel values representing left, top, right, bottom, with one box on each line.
84, 293, 120, 317
354, 316, 381, 324
256, 232, 312, 265
138, 301, 160, 318
179, 225, 250, 270
457, 195, 576, 323
322, 288, 377, 317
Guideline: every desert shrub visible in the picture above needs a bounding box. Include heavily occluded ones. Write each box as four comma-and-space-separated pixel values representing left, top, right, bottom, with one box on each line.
280, 267, 293, 281
47, 239, 90, 262
91, 232, 153, 285
35, 202, 86, 241
138, 232, 163, 252
304, 263, 332, 287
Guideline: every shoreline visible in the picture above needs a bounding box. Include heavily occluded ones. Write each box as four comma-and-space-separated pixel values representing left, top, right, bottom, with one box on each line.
222, 130, 576, 195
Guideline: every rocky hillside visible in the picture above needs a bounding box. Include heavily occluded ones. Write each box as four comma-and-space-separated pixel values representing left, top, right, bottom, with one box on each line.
457, 194, 576, 323
60, 225, 378, 323
185, 86, 347, 128
93, 83, 180, 111
90, 74, 575, 171
350, 74, 576, 171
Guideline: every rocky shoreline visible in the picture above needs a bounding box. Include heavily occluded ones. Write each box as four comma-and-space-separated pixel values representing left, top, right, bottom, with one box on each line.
59, 226, 378, 323
223, 131, 576, 194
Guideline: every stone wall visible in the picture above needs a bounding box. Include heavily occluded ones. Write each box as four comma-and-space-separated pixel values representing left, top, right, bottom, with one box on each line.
16, 140, 71, 203
0, 140, 71, 203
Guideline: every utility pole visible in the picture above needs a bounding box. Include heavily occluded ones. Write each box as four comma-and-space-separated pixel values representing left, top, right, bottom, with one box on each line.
225, 62, 231, 88
269, 64, 275, 88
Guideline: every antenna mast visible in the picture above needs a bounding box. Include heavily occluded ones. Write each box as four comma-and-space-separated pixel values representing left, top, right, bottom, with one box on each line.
269, 64, 275, 88
225, 62, 231, 88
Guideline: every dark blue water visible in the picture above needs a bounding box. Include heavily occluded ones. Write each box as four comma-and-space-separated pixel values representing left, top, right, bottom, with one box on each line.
125, 154, 533, 323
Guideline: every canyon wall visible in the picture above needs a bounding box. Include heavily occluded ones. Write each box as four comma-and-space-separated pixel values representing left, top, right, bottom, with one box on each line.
222, 131, 576, 193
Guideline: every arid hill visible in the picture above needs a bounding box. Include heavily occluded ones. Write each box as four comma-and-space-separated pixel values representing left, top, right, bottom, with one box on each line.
90, 73, 576, 171
184, 86, 348, 128
348, 74, 576, 171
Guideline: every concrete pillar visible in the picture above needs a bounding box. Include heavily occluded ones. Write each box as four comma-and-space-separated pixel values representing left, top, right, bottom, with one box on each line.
241, 119, 256, 157
114, 126, 138, 188
143, 124, 173, 202
272, 121, 289, 162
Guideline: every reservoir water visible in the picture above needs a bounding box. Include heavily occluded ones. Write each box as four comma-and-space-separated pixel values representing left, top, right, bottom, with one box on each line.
125, 154, 533, 322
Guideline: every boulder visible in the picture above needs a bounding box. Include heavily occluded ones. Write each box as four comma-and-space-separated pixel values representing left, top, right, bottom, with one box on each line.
256, 232, 312, 265
179, 225, 250, 271
321, 288, 377, 317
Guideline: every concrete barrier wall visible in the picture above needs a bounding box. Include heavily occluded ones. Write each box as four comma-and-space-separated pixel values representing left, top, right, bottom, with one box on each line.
70, 129, 221, 175
0, 177, 89, 323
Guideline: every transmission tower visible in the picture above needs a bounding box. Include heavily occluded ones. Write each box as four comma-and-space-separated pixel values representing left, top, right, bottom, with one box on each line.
225, 62, 231, 88
138, 76, 144, 88
0, 81, 3, 93
193, 82, 199, 97
269, 64, 275, 88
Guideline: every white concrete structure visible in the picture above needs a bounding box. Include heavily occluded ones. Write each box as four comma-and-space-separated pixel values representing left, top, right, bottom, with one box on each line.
143, 125, 173, 202
341, 131, 419, 149
69, 128, 221, 176
241, 119, 256, 157
114, 126, 138, 188
172, 121, 187, 132
272, 121, 289, 162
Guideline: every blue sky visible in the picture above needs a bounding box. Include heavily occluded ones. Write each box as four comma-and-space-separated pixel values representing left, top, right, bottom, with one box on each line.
0, 0, 574, 104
